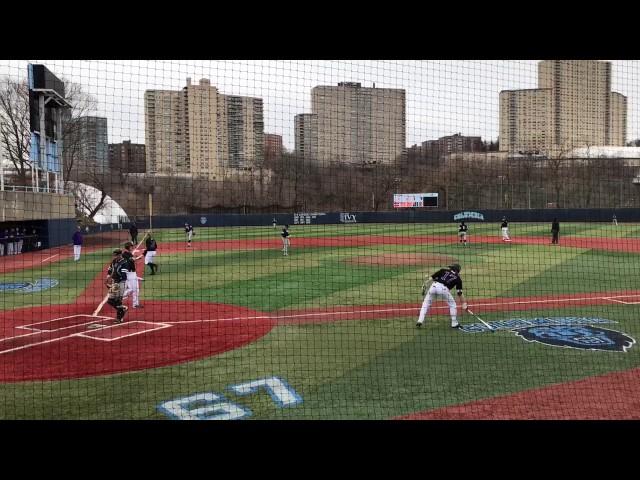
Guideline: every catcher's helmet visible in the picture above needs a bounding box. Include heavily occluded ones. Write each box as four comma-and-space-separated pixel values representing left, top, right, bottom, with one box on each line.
448, 263, 461, 273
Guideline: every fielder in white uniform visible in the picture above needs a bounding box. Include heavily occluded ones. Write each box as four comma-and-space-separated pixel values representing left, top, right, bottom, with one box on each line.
185, 223, 194, 247
281, 225, 290, 256
417, 264, 467, 329
501, 218, 511, 242
122, 242, 143, 308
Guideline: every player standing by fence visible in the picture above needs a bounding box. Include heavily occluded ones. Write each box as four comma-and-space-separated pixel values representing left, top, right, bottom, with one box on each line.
72, 226, 83, 261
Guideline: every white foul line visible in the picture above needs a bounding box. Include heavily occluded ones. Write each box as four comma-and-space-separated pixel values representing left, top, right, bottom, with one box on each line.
40, 254, 59, 263
162, 293, 640, 325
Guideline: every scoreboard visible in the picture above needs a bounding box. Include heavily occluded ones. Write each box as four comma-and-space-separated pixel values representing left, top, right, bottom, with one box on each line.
393, 193, 438, 208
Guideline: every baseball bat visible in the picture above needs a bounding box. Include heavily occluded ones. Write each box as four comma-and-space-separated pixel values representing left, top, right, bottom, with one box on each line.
466, 307, 495, 332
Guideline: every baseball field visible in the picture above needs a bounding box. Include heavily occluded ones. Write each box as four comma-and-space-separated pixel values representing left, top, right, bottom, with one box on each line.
1, 222, 640, 419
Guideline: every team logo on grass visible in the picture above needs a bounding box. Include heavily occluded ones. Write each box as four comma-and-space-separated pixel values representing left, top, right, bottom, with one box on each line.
0, 278, 58, 293
516, 325, 635, 352
459, 316, 616, 334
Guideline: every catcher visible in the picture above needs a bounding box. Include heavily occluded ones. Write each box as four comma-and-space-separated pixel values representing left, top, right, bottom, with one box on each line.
105, 249, 129, 324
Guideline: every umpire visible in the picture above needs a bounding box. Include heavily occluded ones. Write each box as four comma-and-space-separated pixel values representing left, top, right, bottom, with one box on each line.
129, 223, 139, 244
551, 218, 560, 245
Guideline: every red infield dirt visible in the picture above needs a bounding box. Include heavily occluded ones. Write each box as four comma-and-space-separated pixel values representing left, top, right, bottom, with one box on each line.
0, 301, 274, 382
160, 234, 640, 254
395, 367, 640, 420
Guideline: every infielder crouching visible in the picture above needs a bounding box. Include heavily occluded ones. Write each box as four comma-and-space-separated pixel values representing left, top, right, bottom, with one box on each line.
417, 263, 467, 329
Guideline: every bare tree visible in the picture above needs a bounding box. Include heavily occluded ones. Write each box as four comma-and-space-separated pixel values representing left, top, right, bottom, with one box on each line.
0, 78, 31, 186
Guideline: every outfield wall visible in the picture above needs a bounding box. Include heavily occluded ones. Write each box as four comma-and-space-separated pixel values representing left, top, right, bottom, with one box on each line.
43, 208, 638, 249
118, 208, 639, 229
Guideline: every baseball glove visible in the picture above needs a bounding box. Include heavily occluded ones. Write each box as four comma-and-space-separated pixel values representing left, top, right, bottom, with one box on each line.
421, 285, 427, 296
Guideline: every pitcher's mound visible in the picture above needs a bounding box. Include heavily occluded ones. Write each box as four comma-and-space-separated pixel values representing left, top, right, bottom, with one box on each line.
346, 253, 457, 266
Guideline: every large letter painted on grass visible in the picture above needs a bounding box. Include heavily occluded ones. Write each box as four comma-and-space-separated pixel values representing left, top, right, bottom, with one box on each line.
227, 377, 303, 408
158, 392, 251, 420
157, 377, 303, 420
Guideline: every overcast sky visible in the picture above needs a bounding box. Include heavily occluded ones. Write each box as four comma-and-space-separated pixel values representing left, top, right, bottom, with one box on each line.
2, 60, 640, 150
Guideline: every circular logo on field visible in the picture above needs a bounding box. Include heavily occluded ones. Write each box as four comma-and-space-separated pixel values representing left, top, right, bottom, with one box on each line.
0, 278, 58, 293
515, 325, 635, 352
200, 216, 207, 225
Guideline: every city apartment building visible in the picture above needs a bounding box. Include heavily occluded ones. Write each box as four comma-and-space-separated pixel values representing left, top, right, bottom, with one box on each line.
500, 60, 627, 157
144, 78, 264, 179
311, 82, 405, 165
294, 113, 318, 161
63, 116, 109, 174
108, 140, 146, 173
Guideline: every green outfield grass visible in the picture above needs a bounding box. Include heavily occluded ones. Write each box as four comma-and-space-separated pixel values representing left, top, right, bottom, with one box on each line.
1, 222, 639, 419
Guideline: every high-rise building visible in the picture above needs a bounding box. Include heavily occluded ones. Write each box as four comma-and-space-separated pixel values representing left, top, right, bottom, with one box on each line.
311, 82, 405, 166
109, 140, 146, 173
63, 116, 108, 174
500, 60, 627, 156
499, 89, 553, 155
145, 90, 187, 174
218, 94, 264, 169
610, 92, 628, 148
144, 78, 264, 179
264, 133, 283, 161
294, 113, 318, 161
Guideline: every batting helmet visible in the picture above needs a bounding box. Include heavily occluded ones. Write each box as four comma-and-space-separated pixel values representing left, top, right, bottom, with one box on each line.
448, 264, 461, 273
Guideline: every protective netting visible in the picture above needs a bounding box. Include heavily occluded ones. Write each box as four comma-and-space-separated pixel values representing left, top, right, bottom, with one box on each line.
1, 59, 640, 419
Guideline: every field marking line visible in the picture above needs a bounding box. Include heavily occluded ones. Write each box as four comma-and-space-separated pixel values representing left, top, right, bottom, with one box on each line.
75, 321, 172, 342
0, 335, 76, 355
16, 314, 105, 327
605, 297, 640, 305
162, 293, 638, 325
40, 254, 59, 263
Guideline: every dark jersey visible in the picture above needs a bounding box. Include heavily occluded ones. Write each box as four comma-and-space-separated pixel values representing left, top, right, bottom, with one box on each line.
108, 257, 129, 283
459, 224, 468, 233
551, 221, 560, 232
123, 253, 136, 273
185, 225, 193, 233
431, 268, 463, 293
501, 221, 508, 228
146, 238, 157, 251
281, 229, 290, 239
